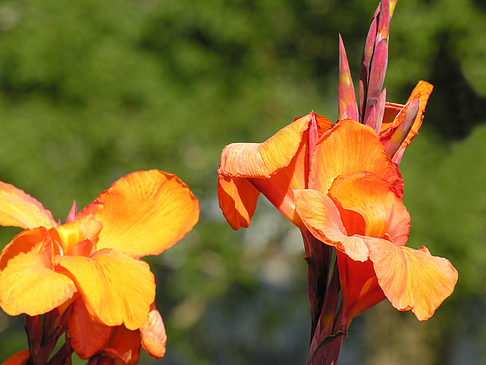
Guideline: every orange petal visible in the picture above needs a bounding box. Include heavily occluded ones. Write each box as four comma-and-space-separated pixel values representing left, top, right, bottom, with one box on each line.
294, 189, 369, 262
250, 129, 311, 223
103, 326, 141, 365
366, 239, 458, 320
218, 114, 312, 178
80, 170, 199, 258
68, 299, 112, 359
3, 349, 30, 365
0, 229, 76, 316
310, 119, 403, 197
336, 251, 385, 321
0, 181, 56, 229
217, 175, 259, 230
55, 249, 155, 330
328, 172, 410, 244
140, 303, 167, 359
394, 81, 433, 150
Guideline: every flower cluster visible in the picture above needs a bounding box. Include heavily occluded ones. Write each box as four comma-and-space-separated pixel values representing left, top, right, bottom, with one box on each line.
217, 0, 457, 363
0, 170, 199, 364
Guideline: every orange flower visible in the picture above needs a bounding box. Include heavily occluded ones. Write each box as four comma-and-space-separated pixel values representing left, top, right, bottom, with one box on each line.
294, 119, 457, 322
0, 170, 198, 361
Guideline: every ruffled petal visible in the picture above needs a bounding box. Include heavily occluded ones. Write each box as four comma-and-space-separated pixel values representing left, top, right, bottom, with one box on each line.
55, 249, 155, 330
310, 119, 403, 197
80, 170, 199, 258
68, 299, 112, 359
328, 172, 410, 244
218, 114, 312, 178
294, 189, 369, 262
217, 175, 259, 230
366, 239, 458, 320
0, 181, 56, 229
0, 229, 76, 316
140, 303, 167, 359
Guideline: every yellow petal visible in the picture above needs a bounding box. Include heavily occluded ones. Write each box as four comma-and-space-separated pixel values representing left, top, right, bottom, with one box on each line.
217, 175, 259, 230
328, 172, 410, 244
0, 229, 76, 316
55, 216, 102, 255
55, 249, 155, 330
294, 189, 369, 262
140, 303, 167, 359
218, 114, 312, 178
80, 170, 199, 258
0, 181, 56, 229
366, 239, 458, 320
310, 119, 403, 197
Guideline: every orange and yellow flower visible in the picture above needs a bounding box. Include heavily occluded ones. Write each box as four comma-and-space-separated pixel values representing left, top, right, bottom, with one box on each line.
293, 119, 457, 321
0, 169, 198, 362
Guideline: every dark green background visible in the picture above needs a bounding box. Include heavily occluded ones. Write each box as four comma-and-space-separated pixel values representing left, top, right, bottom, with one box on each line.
0, 0, 484, 364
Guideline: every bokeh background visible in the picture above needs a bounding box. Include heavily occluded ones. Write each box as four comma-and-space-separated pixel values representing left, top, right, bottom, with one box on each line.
0, 0, 485, 364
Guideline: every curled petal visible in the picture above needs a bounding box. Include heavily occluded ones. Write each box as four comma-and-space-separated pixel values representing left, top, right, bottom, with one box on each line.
55, 249, 155, 330
80, 170, 199, 258
218, 114, 312, 178
392, 81, 433, 163
217, 176, 259, 230
141, 303, 167, 359
310, 119, 403, 197
0, 181, 56, 229
294, 189, 369, 262
366, 239, 458, 320
328, 172, 410, 244
0, 229, 76, 316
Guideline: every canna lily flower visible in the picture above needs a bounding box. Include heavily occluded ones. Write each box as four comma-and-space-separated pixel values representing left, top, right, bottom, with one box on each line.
0, 169, 198, 362
293, 119, 457, 323
218, 2, 456, 363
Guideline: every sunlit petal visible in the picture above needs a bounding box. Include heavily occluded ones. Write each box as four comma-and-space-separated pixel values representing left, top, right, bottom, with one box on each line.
310, 119, 403, 197
366, 239, 458, 320
218, 114, 312, 178
55, 249, 155, 330
80, 170, 199, 258
0, 181, 56, 229
0, 229, 76, 316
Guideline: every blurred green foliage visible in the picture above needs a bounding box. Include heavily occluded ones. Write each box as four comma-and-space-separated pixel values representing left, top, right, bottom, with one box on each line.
0, 0, 484, 364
